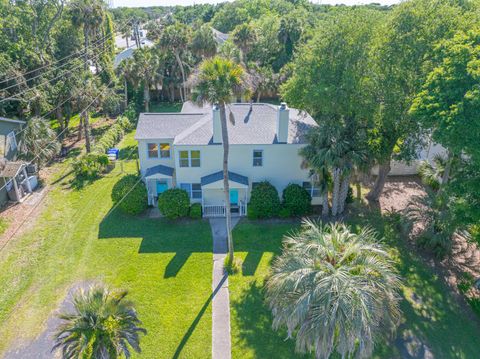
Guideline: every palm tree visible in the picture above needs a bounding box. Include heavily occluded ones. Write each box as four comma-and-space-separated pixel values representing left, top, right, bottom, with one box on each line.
266, 220, 402, 359
301, 123, 368, 216
190, 56, 249, 265
158, 22, 191, 102
232, 23, 257, 64
70, 0, 106, 70
73, 77, 104, 152
127, 49, 162, 112
20, 117, 61, 167
53, 284, 146, 359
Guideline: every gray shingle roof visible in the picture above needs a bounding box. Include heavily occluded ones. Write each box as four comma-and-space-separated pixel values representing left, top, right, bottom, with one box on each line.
144, 164, 174, 177
134, 112, 208, 140
201, 171, 249, 187
135, 103, 317, 145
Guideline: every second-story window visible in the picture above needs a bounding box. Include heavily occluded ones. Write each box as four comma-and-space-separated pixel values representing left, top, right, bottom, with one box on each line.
179, 150, 201, 167
160, 143, 170, 158
148, 143, 158, 158
191, 150, 200, 167
253, 150, 263, 167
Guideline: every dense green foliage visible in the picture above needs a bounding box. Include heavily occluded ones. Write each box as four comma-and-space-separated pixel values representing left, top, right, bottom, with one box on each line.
247, 181, 281, 219
189, 203, 202, 219
53, 284, 146, 358
71, 153, 109, 180
281, 183, 311, 216
111, 174, 148, 215
93, 116, 131, 154
265, 220, 401, 359
157, 188, 190, 219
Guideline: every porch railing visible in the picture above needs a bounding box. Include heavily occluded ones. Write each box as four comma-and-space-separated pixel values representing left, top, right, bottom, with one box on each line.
202, 201, 247, 218
203, 204, 226, 217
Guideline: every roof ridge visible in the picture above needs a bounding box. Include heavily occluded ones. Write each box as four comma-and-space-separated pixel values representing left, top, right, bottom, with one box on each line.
140, 112, 207, 116
173, 114, 211, 144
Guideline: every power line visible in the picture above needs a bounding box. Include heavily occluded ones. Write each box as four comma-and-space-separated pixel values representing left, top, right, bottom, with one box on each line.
0, 79, 114, 197
0, 44, 113, 104
0, 17, 134, 86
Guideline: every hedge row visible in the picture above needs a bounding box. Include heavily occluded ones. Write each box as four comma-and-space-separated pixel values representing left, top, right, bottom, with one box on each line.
73, 116, 131, 180
247, 182, 312, 219
93, 116, 131, 155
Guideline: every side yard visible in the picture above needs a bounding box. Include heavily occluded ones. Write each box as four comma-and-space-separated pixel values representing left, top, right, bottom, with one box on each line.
229, 214, 480, 359
0, 133, 213, 358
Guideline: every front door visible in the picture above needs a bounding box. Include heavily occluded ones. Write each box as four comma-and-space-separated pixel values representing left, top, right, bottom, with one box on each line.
156, 180, 168, 195
230, 189, 239, 205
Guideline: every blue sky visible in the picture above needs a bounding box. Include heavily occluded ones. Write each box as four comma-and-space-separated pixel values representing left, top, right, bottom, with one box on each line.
113, 0, 401, 8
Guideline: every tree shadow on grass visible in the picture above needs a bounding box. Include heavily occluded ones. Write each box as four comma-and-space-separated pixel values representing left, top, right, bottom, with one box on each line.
231, 280, 308, 359
172, 274, 226, 359
98, 211, 212, 278
346, 204, 480, 358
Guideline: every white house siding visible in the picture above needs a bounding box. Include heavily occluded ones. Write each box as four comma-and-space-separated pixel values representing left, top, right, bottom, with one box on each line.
137, 139, 175, 176
371, 142, 447, 176
174, 143, 324, 205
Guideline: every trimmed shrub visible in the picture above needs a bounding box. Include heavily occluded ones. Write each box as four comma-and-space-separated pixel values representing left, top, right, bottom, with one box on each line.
189, 203, 202, 219
247, 181, 281, 219
278, 206, 291, 218
158, 188, 190, 219
282, 183, 311, 216
72, 153, 109, 180
111, 174, 148, 215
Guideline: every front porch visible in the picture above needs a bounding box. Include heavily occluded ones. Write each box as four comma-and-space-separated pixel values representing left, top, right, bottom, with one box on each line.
201, 171, 249, 218
202, 200, 248, 218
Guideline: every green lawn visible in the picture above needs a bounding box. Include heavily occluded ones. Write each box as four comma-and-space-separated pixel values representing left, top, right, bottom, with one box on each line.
230, 214, 480, 359
0, 134, 213, 358
149, 101, 183, 113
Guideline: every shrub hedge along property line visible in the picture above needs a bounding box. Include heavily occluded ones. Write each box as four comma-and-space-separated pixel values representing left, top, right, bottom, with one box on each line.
111, 174, 148, 215
247, 181, 281, 219
73, 116, 132, 180
158, 189, 190, 219
282, 183, 312, 216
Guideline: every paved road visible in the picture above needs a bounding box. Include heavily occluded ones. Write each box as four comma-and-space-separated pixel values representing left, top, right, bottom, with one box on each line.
209, 217, 240, 359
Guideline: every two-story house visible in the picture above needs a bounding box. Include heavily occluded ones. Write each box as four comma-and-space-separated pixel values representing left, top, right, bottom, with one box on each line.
134, 101, 322, 217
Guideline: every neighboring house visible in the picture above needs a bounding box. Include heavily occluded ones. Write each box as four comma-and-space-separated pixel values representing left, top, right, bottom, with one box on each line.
211, 28, 229, 44
135, 102, 321, 217
0, 117, 28, 207
114, 39, 154, 68
0, 117, 24, 161
372, 141, 447, 176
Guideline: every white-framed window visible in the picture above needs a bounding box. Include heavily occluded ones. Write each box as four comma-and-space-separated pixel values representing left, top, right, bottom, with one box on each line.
160, 143, 170, 158
147, 143, 158, 158
303, 181, 321, 197
148, 143, 170, 158
180, 183, 202, 199
252, 182, 261, 189
253, 150, 263, 167
179, 150, 201, 168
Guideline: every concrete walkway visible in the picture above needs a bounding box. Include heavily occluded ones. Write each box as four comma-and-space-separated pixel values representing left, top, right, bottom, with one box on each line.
209, 217, 240, 359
